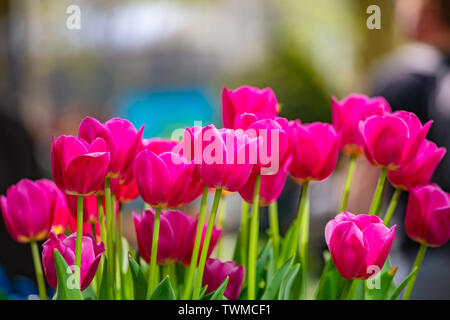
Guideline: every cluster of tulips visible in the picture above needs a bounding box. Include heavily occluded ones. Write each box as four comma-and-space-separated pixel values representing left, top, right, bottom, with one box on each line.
1, 86, 449, 301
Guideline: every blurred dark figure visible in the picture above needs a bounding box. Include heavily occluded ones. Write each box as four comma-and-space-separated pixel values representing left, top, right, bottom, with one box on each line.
0, 108, 40, 281
371, 0, 450, 299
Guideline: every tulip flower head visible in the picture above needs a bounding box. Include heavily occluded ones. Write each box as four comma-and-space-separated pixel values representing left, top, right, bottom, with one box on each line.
387, 139, 446, 190
405, 184, 450, 247
78, 117, 144, 183
222, 86, 279, 129
65, 194, 100, 224
202, 258, 244, 300
325, 212, 396, 279
142, 138, 178, 155
359, 111, 432, 170
289, 121, 340, 182
331, 94, 391, 156
133, 209, 221, 265
111, 177, 140, 203
42, 231, 105, 291
1, 179, 53, 243
51, 135, 110, 195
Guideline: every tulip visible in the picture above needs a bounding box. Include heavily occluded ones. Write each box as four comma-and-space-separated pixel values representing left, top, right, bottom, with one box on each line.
289, 121, 340, 182
142, 138, 178, 155
222, 86, 279, 129
133, 209, 221, 265
111, 177, 139, 203
78, 117, 144, 183
51, 135, 110, 196
134, 150, 202, 208
359, 111, 432, 170
387, 140, 446, 190
65, 194, 99, 224
325, 212, 396, 280
405, 184, 450, 247
202, 258, 244, 300
331, 94, 391, 156
41, 231, 105, 291
1, 179, 53, 243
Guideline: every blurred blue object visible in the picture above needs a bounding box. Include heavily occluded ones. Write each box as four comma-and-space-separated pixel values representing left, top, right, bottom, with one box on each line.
0, 265, 12, 299
116, 87, 218, 139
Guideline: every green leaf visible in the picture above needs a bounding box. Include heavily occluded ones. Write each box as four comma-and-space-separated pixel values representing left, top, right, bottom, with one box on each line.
82, 284, 97, 300
98, 257, 113, 300
315, 253, 346, 300
149, 276, 176, 300
279, 263, 300, 300
129, 259, 148, 300
255, 240, 273, 298
389, 266, 419, 300
279, 221, 295, 264
210, 277, 229, 300
52, 249, 83, 300
261, 257, 294, 300
365, 266, 398, 300
198, 285, 209, 299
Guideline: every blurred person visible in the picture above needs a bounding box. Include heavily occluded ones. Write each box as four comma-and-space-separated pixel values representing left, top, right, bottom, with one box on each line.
369, 0, 450, 299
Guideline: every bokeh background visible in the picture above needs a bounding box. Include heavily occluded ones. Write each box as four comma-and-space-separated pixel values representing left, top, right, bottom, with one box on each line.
0, 0, 449, 299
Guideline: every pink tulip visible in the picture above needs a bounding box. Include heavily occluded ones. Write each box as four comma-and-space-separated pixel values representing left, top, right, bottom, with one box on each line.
325, 212, 396, 279
78, 117, 144, 183
111, 177, 139, 203
65, 194, 99, 224
183, 125, 259, 192
134, 149, 202, 207
222, 86, 279, 129
289, 121, 340, 182
239, 156, 292, 206
331, 94, 391, 156
51, 135, 110, 195
133, 209, 221, 265
388, 140, 446, 190
41, 231, 105, 291
359, 111, 432, 170
202, 258, 244, 300
405, 184, 450, 247
1, 179, 53, 243
35, 179, 72, 235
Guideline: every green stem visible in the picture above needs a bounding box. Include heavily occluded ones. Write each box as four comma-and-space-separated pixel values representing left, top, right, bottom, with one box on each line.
116, 202, 124, 298
369, 168, 388, 215
289, 181, 310, 258
340, 278, 355, 300
97, 195, 107, 254
403, 244, 428, 300
147, 206, 162, 298
239, 200, 249, 268
338, 154, 357, 213
193, 188, 222, 300
168, 263, 178, 295
75, 195, 84, 286
269, 201, 280, 267
104, 178, 114, 297
216, 195, 226, 258
30, 241, 47, 300
183, 186, 209, 300
247, 174, 262, 300
299, 195, 310, 299
383, 188, 402, 226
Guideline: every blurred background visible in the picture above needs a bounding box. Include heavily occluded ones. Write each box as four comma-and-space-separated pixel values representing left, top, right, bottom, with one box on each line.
0, 0, 449, 299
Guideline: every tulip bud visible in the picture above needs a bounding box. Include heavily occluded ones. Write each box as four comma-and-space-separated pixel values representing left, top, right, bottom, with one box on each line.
405, 184, 450, 247
41, 231, 105, 291
325, 212, 396, 279
202, 258, 244, 300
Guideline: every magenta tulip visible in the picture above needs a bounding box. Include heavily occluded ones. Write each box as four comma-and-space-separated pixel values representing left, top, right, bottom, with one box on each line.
1, 179, 53, 243
65, 194, 99, 223
331, 94, 391, 156
111, 177, 140, 203
405, 184, 450, 247
387, 140, 446, 190
78, 117, 144, 183
134, 149, 202, 207
289, 121, 340, 182
359, 111, 432, 170
142, 138, 178, 155
51, 135, 110, 195
184, 125, 259, 192
133, 209, 221, 265
202, 258, 244, 300
222, 86, 279, 129
325, 212, 396, 279
41, 231, 105, 290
